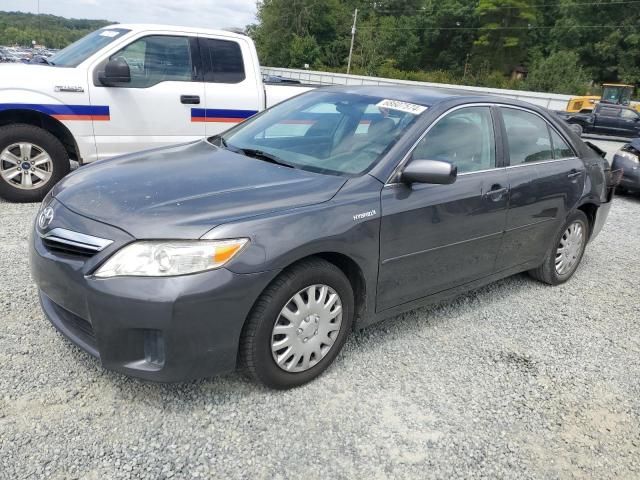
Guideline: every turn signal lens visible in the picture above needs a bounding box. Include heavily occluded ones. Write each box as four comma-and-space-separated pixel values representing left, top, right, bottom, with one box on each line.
94, 239, 249, 278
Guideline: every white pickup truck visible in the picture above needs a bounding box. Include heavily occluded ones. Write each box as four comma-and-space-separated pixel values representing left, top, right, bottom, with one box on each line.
0, 24, 313, 201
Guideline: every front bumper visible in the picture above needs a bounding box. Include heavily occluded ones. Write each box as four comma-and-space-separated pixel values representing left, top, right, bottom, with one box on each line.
30, 202, 275, 382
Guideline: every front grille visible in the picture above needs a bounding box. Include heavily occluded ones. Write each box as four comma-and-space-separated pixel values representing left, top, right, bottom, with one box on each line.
41, 228, 113, 258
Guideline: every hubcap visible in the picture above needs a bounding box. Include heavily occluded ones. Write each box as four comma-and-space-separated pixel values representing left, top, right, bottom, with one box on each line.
271, 284, 343, 373
0, 142, 53, 190
555, 221, 585, 275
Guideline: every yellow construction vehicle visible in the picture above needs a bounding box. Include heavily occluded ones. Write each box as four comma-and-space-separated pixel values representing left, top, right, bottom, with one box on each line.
566, 84, 639, 113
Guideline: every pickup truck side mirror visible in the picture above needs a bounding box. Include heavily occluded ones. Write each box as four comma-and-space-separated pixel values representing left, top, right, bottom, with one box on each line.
401, 159, 457, 185
99, 58, 131, 86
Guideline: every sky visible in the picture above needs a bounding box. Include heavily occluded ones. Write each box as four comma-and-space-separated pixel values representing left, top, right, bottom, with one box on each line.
1, 0, 258, 29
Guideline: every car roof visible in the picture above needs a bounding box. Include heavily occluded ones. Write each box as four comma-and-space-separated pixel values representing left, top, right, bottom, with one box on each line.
318, 84, 514, 109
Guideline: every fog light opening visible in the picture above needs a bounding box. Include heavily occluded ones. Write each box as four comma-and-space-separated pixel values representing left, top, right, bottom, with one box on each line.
144, 330, 165, 368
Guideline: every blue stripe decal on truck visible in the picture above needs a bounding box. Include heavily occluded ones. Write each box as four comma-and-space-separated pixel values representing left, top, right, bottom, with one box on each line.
191, 108, 258, 123
0, 103, 110, 120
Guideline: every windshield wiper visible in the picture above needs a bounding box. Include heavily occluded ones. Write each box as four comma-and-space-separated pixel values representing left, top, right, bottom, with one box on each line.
235, 148, 294, 168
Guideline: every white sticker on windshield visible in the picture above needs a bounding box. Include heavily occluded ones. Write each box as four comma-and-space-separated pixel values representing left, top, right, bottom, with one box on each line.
376, 99, 428, 115
99, 30, 120, 38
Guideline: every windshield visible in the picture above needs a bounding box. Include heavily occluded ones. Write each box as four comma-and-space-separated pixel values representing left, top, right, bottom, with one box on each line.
218, 91, 426, 176
48, 28, 130, 67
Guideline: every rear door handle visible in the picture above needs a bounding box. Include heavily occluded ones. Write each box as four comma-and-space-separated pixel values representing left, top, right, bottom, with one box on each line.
180, 95, 200, 105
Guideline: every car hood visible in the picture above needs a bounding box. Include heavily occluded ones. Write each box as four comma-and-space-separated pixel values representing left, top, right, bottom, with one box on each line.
53, 141, 347, 239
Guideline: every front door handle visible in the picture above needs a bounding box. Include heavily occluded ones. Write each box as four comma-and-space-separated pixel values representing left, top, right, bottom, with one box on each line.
180, 95, 200, 105
483, 185, 509, 201
567, 170, 583, 179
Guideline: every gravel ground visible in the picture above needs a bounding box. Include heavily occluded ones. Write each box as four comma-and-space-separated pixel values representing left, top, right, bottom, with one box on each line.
1, 192, 639, 480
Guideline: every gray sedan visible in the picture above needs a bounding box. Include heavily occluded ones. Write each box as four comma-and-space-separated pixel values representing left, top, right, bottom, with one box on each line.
30, 86, 615, 389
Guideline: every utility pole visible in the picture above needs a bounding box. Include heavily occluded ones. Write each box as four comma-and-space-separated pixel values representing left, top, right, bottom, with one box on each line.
346, 8, 358, 75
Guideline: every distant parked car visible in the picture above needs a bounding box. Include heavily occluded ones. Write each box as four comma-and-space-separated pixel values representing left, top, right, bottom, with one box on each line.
31, 86, 616, 389
612, 138, 640, 193
564, 103, 640, 138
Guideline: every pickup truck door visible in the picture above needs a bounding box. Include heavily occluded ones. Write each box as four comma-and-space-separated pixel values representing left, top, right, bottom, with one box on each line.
620, 108, 640, 136
197, 35, 263, 137
88, 34, 205, 159
594, 105, 623, 135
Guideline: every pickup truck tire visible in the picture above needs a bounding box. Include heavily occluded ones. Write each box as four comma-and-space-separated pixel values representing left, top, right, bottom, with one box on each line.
240, 258, 354, 389
528, 210, 589, 285
0, 124, 70, 203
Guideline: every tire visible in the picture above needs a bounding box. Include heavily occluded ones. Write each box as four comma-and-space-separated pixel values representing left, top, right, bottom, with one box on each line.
240, 258, 354, 389
0, 124, 70, 202
528, 210, 590, 285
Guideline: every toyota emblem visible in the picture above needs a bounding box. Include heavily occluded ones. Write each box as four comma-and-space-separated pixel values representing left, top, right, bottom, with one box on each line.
38, 206, 54, 230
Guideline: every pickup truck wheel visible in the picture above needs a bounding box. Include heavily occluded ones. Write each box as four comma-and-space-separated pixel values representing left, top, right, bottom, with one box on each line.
528, 210, 589, 285
0, 124, 70, 203
240, 258, 354, 389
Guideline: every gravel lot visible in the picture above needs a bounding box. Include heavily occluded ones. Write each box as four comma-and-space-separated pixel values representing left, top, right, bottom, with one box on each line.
1, 191, 639, 479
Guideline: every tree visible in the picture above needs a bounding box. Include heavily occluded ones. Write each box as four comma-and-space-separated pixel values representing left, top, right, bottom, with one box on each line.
472, 0, 536, 73
524, 51, 590, 95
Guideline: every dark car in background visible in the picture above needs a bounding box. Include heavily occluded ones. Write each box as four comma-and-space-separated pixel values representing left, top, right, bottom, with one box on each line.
612, 138, 640, 193
564, 103, 640, 137
30, 86, 615, 389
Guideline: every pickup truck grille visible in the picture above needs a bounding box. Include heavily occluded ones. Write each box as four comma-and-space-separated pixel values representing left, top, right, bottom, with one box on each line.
41, 228, 113, 257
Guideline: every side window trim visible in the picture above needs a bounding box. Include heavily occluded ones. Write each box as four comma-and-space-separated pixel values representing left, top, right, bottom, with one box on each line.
498, 105, 576, 167
387, 103, 501, 184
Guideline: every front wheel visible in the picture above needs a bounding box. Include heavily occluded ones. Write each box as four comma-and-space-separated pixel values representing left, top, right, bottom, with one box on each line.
0, 124, 70, 202
240, 258, 354, 389
529, 210, 590, 285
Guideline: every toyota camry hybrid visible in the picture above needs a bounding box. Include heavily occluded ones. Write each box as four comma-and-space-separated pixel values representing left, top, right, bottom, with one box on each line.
30, 86, 615, 389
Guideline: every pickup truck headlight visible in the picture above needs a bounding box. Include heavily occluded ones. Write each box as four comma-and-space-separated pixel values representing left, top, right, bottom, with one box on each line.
94, 239, 249, 278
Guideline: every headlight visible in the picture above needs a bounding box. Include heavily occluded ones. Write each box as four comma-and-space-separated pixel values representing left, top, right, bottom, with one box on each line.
616, 150, 640, 163
94, 239, 249, 278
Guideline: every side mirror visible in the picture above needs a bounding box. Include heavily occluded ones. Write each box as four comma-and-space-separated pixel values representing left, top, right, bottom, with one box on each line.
99, 58, 131, 86
401, 159, 457, 185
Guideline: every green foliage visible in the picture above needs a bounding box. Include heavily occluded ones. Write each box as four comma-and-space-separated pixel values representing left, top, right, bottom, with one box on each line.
524, 51, 591, 95
251, 0, 640, 94
0, 11, 111, 49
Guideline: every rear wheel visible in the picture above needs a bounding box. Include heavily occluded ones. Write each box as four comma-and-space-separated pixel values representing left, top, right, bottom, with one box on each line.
240, 258, 354, 389
0, 124, 69, 202
570, 123, 584, 136
529, 210, 589, 285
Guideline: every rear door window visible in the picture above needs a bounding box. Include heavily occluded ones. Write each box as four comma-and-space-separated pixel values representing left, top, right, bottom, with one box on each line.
199, 38, 246, 84
598, 106, 621, 117
501, 108, 553, 165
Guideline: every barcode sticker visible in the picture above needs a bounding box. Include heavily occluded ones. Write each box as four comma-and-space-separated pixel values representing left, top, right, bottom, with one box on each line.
376, 99, 428, 115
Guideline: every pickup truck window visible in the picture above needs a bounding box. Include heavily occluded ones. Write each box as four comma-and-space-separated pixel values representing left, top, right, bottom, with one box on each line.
221, 91, 422, 176
501, 108, 554, 165
199, 38, 245, 84
597, 106, 620, 117
48, 28, 130, 67
621, 109, 639, 120
110, 35, 194, 88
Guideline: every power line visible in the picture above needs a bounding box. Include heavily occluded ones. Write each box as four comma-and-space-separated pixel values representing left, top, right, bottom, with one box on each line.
366, 0, 640, 14
356, 24, 637, 31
